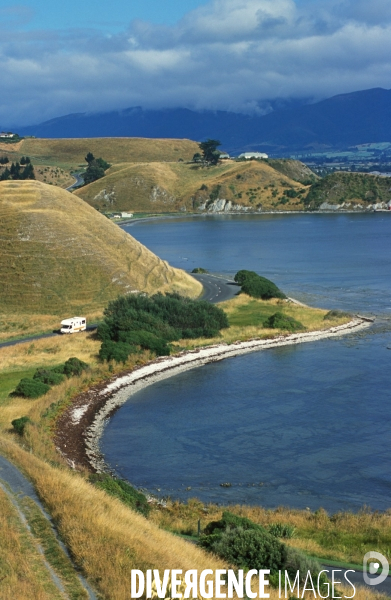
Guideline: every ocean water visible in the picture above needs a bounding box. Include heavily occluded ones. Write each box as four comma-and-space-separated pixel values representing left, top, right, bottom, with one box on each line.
100, 214, 391, 512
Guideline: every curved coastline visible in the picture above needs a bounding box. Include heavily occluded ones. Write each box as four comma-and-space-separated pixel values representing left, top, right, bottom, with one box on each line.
55, 316, 372, 474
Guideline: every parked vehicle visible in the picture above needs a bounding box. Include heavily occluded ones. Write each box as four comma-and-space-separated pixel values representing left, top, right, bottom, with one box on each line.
60, 317, 86, 334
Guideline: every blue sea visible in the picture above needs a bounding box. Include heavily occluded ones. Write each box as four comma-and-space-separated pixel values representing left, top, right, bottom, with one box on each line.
100, 214, 391, 512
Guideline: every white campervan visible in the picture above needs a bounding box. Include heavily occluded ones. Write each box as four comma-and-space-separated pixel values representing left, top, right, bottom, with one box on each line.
60, 317, 86, 334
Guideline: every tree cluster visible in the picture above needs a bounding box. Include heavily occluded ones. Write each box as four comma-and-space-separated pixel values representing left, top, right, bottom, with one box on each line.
0, 156, 9, 165
10, 357, 88, 399
0, 160, 35, 181
83, 152, 111, 185
193, 139, 222, 166
98, 292, 229, 362
234, 270, 286, 300
199, 511, 328, 590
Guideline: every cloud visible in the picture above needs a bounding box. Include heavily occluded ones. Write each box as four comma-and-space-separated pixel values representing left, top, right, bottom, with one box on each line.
1, 0, 391, 125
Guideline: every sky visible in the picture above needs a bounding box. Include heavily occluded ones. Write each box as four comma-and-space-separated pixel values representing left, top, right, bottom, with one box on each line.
1, 0, 391, 126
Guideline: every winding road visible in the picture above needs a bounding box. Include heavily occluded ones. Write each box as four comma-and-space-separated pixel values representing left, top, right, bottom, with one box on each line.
191, 272, 239, 303
66, 171, 84, 191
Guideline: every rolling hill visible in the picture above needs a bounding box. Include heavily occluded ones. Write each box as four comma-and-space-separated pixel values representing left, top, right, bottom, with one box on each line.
74, 158, 315, 213
0, 137, 199, 172
0, 180, 201, 316
15, 88, 391, 153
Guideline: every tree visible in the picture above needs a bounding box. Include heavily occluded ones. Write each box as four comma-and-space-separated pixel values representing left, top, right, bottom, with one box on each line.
198, 139, 222, 165
82, 152, 111, 185
192, 152, 202, 163
85, 152, 95, 164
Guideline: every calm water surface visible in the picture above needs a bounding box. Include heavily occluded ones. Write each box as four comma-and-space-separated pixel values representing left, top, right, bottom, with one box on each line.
101, 214, 391, 512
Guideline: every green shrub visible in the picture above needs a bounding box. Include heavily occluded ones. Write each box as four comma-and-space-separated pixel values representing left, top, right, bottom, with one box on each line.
263, 312, 305, 332
202, 526, 287, 572
323, 310, 351, 321
191, 267, 208, 273
11, 416, 31, 435
33, 369, 65, 386
285, 546, 328, 588
90, 474, 150, 517
234, 270, 286, 300
97, 292, 229, 362
62, 357, 88, 377
11, 378, 50, 398
99, 341, 138, 363
203, 511, 266, 537
268, 523, 296, 539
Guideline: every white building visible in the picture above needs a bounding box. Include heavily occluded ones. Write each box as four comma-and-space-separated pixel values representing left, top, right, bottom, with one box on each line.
121, 212, 133, 218
238, 152, 268, 159
0, 132, 15, 138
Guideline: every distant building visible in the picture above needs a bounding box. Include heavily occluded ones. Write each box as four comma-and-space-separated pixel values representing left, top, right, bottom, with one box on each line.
219, 153, 230, 159
0, 132, 15, 138
121, 212, 133, 218
238, 152, 268, 159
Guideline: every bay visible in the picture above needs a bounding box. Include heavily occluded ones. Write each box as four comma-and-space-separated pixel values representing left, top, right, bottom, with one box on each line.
100, 214, 391, 512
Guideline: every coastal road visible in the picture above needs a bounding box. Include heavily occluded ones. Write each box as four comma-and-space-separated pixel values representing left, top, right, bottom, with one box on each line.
191, 272, 239, 303
0, 275, 237, 350
321, 564, 391, 597
66, 172, 84, 191
0, 324, 98, 350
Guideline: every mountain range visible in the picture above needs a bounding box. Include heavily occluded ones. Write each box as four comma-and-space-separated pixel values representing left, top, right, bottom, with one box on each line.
13, 88, 391, 154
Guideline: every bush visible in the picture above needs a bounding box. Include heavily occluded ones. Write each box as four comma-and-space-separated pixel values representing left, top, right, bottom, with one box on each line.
202, 526, 287, 572
33, 369, 65, 386
285, 546, 328, 588
60, 357, 88, 377
268, 523, 296, 539
90, 474, 150, 517
323, 310, 351, 321
97, 292, 229, 362
11, 416, 31, 435
99, 340, 138, 363
263, 312, 305, 332
11, 378, 50, 398
191, 268, 208, 273
234, 270, 286, 300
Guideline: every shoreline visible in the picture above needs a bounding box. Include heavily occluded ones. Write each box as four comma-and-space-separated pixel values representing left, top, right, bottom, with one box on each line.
119, 209, 390, 227
55, 316, 372, 474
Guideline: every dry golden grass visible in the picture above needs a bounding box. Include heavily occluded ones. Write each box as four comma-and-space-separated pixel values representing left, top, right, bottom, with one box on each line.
1, 137, 199, 171
76, 159, 309, 213
0, 487, 64, 599
34, 164, 74, 188
0, 438, 238, 599
0, 331, 100, 373
0, 180, 201, 319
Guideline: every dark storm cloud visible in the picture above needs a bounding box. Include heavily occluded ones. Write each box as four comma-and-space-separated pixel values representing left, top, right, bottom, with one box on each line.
1, 0, 391, 125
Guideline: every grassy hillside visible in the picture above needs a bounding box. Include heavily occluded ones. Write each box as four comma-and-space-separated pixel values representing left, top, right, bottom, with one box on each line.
75, 159, 310, 213
305, 171, 391, 209
0, 180, 201, 321
0, 137, 199, 171
265, 158, 318, 184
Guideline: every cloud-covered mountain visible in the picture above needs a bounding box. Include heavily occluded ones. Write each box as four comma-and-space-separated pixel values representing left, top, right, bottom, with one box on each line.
2, 0, 391, 125
17, 88, 391, 154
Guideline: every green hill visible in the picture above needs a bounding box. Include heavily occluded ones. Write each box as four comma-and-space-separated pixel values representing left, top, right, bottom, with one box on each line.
0, 180, 201, 316
304, 172, 391, 209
